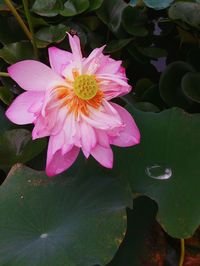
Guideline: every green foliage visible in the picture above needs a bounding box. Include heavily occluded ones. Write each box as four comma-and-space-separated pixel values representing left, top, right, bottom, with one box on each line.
115, 106, 200, 238
0, 164, 132, 265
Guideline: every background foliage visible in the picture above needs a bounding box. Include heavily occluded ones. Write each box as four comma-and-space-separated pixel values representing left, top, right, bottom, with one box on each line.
0, 0, 200, 265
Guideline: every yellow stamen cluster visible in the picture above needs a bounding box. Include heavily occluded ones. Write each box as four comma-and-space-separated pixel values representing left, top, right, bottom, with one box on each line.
73, 75, 99, 100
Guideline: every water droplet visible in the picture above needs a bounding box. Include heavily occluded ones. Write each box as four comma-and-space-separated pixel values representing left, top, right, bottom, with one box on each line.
40, 233, 48, 239
145, 165, 172, 180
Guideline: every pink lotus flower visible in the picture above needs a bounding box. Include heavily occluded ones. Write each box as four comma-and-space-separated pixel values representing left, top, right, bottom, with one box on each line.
6, 34, 140, 176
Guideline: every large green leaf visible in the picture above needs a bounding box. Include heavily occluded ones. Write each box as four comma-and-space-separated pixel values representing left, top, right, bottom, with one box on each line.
114, 106, 200, 238
0, 129, 47, 169
87, 0, 103, 11
60, 0, 89, 16
96, 0, 127, 33
169, 2, 200, 30
0, 42, 35, 64
0, 164, 132, 266
32, 0, 63, 17
35, 24, 69, 47
122, 6, 148, 37
159, 61, 195, 108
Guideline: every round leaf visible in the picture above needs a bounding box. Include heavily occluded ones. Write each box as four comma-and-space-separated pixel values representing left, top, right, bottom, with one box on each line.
182, 72, 200, 104
0, 164, 132, 265
114, 106, 200, 238
159, 61, 195, 108
169, 2, 200, 30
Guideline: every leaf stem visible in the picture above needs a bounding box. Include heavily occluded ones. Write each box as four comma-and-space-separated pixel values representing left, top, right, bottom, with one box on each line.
179, 238, 185, 266
4, 0, 32, 42
22, 0, 39, 59
0, 72, 10, 77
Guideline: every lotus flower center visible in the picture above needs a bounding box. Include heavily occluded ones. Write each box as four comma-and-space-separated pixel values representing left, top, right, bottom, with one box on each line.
73, 75, 99, 100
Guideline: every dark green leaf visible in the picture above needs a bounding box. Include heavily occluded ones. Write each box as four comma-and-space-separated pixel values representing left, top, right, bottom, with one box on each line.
0, 164, 132, 265
0, 42, 35, 64
96, 0, 127, 33
169, 2, 200, 30
114, 106, 200, 238
138, 47, 167, 59
32, 0, 63, 17
0, 107, 15, 133
0, 86, 13, 105
60, 0, 89, 17
122, 6, 148, 37
0, 129, 47, 168
159, 61, 195, 108
35, 24, 69, 46
87, 0, 103, 11
182, 72, 200, 104
105, 38, 133, 53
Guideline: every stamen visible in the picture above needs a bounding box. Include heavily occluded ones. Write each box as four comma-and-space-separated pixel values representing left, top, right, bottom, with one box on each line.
73, 75, 99, 100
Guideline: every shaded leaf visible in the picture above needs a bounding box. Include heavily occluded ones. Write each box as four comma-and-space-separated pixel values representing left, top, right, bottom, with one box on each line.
35, 24, 69, 46
0, 41, 35, 64
32, 0, 63, 17
104, 38, 133, 53
169, 2, 200, 30
0, 86, 13, 105
159, 61, 195, 108
114, 106, 200, 238
60, 0, 89, 17
0, 164, 132, 266
0, 129, 47, 168
96, 0, 127, 33
182, 72, 200, 104
122, 6, 148, 37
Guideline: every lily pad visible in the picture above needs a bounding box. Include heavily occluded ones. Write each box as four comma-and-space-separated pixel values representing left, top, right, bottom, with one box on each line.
0, 164, 132, 266
114, 106, 200, 238
0, 129, 47, 169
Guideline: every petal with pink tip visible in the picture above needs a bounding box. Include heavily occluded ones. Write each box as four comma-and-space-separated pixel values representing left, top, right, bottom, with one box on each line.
48, 47, 72, 76
80, 122, 96, 158
8, 60, 65, 91
110, 103, 140, 147
68, 34, 82, 65
6, 91, 44, 125
46, 139, 80, 176
91, 144, 113, 168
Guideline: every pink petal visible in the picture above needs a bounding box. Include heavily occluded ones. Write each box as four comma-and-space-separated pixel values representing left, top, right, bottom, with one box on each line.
91, 144, 113, 168
6, 91, 44, 125
32, 115, 51, 140
96, 57, 122, 75
80, 122, 96, 158
68, 33, 82, 65
83, 46, 105, 74
46, 141, 80, 176
48, 47, 72, 76
8, 60, 65, 91
95, 129, 110, 148
110, 103, 140, 147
